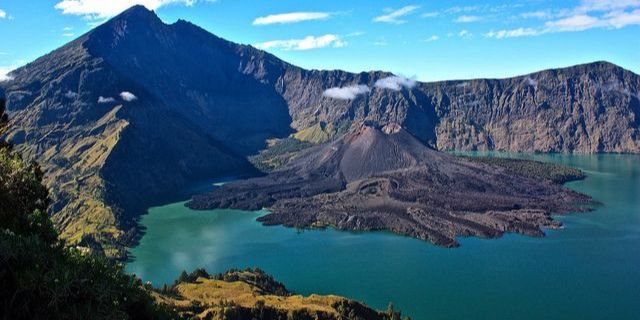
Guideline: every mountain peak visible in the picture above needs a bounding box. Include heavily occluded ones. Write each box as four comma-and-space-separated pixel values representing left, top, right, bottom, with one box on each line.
104, 5, 162, 28
119, 5, 156, 18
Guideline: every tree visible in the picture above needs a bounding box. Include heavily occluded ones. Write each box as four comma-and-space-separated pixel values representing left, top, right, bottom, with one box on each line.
386, 302, 402, 320
1, 97, 9, 147
0, 98, 57, 243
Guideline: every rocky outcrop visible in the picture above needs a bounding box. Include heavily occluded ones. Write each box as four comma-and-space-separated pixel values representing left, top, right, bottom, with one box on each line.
0, 5, 637, 256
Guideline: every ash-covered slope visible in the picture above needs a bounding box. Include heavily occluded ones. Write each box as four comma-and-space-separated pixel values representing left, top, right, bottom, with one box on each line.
188, 124, 590, 247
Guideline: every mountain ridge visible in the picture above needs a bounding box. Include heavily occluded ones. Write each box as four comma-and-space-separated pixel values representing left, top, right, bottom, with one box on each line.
1, 5, 638, 257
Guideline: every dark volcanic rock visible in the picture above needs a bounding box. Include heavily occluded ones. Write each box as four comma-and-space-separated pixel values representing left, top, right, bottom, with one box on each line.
188, 124, 591, 247
0, 5, 634, 255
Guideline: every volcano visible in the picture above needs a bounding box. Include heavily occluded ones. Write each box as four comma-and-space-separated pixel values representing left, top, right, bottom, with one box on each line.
188, 124, 590, 247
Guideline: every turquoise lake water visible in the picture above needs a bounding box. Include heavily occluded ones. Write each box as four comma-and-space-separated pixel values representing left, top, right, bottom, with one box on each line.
126, 154, 640, 320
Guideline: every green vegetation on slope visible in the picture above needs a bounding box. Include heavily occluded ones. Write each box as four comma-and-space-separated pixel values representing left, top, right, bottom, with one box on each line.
250, 121, 353, 172
293, 122, 338, 144
250, 137, 313, 172
464, 156, 586, 184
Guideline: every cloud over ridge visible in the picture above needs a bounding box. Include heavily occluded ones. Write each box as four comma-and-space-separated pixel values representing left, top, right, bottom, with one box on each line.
120, 91, 137, 101
374, 76, 416, 91
323, 85, 370, 100
98, 96, 115, 104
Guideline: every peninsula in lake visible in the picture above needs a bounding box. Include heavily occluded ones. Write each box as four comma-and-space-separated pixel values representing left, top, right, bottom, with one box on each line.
188, 123, 591, 247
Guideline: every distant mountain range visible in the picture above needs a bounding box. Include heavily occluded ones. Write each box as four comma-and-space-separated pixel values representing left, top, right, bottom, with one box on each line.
1, 5, 638, 257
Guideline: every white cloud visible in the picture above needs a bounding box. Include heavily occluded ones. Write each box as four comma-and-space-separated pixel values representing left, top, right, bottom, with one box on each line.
62, 33, 75, 37
374, 5, 420, 24
98, 96, 115, 103
0, 9, 6, 19
485, 27, 541, 39
54, 0, 205, 19
253, 12, 331, 25
120, 91, 137, 101
603, 9, 640, 28
346, 31, 365, 37
487, 14, 640, 39
422, 35, 439, 42
445, 6, 480, 14
422, 4, 519, 20
421, 12, 439, 18
523, 77, 538, 87
0, 66, 14, 81
455, 15, 482, 23
487, 0, 640, 39
65, 91, 79, 99
458, 30, 472, 37
520, 11, 551, 19
254, 34, 346, 51
576, 0, 640, 13
323, 85, 370, 100
374, 76, 416, 91
545, 14, 602, 31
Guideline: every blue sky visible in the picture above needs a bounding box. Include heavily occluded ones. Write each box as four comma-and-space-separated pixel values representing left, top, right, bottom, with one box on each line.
0, 0, 639, 81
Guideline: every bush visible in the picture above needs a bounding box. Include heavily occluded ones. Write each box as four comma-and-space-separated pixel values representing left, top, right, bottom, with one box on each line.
0, 231, 175, 319
0, 147, 57, 244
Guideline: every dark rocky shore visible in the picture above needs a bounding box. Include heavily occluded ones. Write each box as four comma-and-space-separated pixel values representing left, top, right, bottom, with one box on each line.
188, 123, 591, 247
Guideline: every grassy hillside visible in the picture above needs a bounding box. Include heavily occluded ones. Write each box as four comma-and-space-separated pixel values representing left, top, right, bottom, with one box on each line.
293, 122, 338, 144
155, 268, 408, 320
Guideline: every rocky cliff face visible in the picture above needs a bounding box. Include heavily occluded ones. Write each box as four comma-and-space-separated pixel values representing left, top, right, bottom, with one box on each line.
424, 62, 640, 152
1, 5, 638, 257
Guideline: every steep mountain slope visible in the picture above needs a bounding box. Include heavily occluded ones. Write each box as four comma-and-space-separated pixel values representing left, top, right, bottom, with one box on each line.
1, 5, 638, 256
189, 123, 590, 247
425, 62, 640, 152
1, 8, 256, 256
